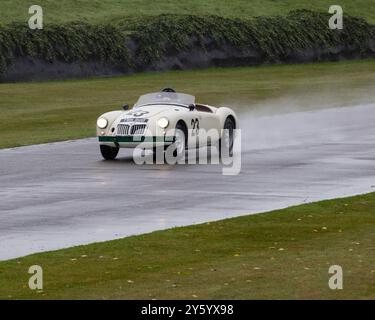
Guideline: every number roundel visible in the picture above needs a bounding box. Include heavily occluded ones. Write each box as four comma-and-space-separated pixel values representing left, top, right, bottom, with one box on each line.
191, 118, 199, 130
191, 118, 199, 136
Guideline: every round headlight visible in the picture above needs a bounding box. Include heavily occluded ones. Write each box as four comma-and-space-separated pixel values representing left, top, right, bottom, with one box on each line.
158, 117, 169, 128
97, 118, 108, 129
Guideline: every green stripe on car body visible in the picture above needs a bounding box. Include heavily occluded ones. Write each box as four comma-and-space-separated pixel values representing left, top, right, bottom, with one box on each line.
99, 136, 175, 143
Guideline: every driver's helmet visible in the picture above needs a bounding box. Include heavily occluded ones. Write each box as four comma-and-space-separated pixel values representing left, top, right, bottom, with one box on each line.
157, 88, 178, 101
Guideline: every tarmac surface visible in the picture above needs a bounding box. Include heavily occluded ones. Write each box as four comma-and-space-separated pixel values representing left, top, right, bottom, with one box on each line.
1, 103, 375, 260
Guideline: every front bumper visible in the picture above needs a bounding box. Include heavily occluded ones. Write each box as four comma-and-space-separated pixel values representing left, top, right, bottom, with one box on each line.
98, 135, 175, 148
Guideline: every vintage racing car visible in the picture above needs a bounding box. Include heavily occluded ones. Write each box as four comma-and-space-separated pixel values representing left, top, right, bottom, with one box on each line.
96, 88, 237, 161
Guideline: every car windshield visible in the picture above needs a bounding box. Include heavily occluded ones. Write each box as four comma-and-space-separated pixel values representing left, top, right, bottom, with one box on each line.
134, 92, 195, 108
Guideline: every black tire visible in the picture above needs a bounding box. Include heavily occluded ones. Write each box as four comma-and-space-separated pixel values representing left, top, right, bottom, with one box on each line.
219, 117, 235, 158
100, 145, 119, 160
172, 122, 186, 159
154, 122, 186, 163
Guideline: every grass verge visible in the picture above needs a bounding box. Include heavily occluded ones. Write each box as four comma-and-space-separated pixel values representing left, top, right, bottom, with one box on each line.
1, 60, 375, 149
2, 0, 375, 24
0, 192, 374, 299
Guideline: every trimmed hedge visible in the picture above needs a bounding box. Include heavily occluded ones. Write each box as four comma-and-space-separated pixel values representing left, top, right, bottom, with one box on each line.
124, 10, 375, 66
0, 10, 375, 80
0, 22, 131, 74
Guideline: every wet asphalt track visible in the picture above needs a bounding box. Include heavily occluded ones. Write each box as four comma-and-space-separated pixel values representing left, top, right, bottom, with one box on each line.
1, 104, 375, 260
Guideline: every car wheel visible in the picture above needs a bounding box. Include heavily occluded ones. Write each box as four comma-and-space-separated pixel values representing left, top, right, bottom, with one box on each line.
100, 145, 119, 160
219, 117, 235, 157
173, 122, 186, 159
153, 123, 186, 163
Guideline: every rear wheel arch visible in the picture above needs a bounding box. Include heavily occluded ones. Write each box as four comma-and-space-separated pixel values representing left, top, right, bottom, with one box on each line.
226, 115, 236, 129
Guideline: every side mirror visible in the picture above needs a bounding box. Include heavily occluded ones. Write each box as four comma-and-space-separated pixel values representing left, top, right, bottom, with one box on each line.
122, 104, 129, 110
189, 104, 195, 111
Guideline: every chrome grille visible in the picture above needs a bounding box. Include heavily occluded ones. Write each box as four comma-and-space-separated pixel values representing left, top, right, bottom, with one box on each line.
116, 123, 147, 136
131, 124, 147, 135
116, 124, 130, 136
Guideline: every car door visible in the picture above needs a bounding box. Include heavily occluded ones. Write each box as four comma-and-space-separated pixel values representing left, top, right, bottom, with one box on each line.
194, 104, 221, 147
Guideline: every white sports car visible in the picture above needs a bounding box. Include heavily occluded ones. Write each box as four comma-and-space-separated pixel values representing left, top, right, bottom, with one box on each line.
96, 88, 237, 161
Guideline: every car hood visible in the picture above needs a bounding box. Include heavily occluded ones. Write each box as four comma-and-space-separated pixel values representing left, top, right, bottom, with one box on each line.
121, 104, 185, 120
